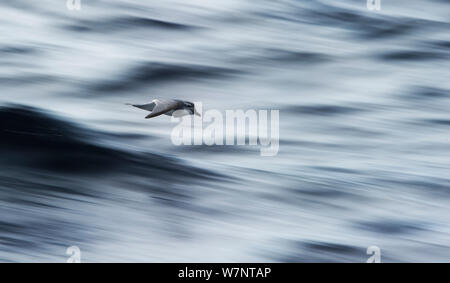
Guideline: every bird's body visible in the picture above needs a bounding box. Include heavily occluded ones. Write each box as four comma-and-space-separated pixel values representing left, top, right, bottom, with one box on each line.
127, 99, 200, 119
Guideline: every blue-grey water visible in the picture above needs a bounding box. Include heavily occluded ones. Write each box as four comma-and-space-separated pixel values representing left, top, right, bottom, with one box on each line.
1, 0, 450, 262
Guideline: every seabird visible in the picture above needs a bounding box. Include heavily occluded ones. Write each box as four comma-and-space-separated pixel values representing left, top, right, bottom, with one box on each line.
127, 99, 201, 119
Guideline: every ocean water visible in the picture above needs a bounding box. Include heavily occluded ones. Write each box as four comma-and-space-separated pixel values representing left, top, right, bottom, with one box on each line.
1, 0, 450, 262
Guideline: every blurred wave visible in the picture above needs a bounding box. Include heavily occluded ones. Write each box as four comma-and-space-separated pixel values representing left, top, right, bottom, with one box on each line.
1, 0, 450, 262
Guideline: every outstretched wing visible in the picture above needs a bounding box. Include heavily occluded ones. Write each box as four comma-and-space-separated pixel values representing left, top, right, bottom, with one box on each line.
126, 102, 156, 111
145, 99, 179, 119
137, 102, 156, 111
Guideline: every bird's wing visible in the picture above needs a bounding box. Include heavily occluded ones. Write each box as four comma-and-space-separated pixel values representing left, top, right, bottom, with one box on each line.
145, 99, 179, 119
138, 102, 156, 111
126, 102, 156, 111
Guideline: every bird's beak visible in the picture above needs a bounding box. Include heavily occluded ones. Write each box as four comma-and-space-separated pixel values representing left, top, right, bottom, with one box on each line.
194, 110, 201, 117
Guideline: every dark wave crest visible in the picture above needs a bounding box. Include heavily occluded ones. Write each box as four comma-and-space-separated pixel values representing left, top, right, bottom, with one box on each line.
0, 105, 222, 181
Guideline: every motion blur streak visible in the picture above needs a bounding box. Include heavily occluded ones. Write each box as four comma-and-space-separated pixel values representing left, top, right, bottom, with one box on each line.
0, 0, 450, 262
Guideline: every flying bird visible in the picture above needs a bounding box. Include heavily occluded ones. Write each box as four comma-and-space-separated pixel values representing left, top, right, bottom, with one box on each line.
127, 99, 201, 119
